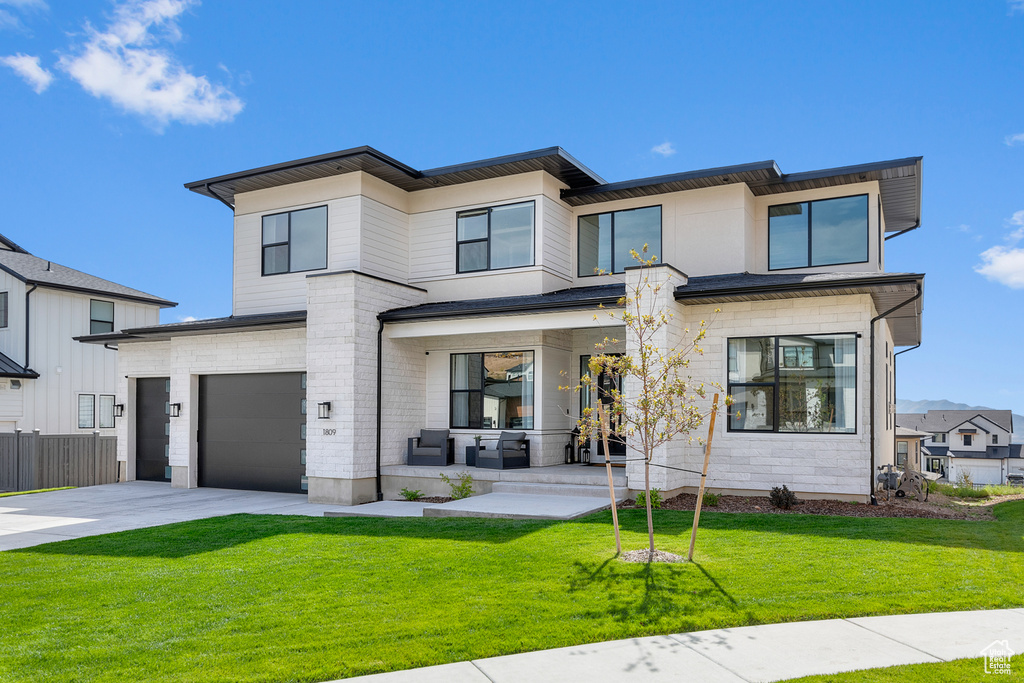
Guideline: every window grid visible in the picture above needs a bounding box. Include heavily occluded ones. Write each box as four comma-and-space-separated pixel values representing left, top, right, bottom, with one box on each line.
767, 193, 869, 271
577, 205, 662, 276
261, 206, 328, 276
455, 201, 535, 274
90, 299, 114, 335
727, 334, 858, 434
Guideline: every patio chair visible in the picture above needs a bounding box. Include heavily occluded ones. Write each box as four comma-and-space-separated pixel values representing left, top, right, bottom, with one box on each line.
407, 429, 455, 466
475, 431, 530, 469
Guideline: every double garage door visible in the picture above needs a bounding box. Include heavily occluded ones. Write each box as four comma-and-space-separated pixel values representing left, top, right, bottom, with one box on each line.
198, 373, 307, 494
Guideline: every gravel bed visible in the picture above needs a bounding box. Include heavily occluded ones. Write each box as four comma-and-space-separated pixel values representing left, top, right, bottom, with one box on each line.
620, 549, 685, 563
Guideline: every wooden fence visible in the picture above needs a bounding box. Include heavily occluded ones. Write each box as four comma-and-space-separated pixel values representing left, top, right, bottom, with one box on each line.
0, 431, 118, 492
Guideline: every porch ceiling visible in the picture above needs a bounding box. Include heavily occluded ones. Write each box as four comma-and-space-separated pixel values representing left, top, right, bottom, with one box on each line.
673, 272, 924, 346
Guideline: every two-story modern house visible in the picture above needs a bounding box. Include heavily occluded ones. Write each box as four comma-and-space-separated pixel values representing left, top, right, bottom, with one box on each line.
897, 410, 1021, 485
79, 146, 924, 504
0, 233, 174, 438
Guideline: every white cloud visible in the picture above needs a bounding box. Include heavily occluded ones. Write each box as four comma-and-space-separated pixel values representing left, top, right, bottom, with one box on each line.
1, 52, 52, 92
975, 210, 1024, 288
1006, 133, 1024, 146
651, 141, 676, 157
57, 0, 243, 128
0, 0, 47, 31
976, 246, 1024, 288
178, 315, 197, 322
1010, 0, 1024, 14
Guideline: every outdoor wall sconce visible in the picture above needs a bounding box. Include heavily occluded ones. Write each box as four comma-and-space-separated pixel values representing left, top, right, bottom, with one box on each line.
169, 403, 182, 418
317, 401, 332, 419
113, 403, 125, 418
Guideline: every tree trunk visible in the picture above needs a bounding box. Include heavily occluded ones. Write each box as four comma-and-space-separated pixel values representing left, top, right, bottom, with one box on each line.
645, 452, 654, 557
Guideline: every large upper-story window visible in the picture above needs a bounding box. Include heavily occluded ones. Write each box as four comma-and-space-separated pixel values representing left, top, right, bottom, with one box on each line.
456, 201, 535, 273
578, 206, 661, 276
262, 206, 328, 276
727, 334, 857, 433
90, 300, 114, 334
450, 351, 534, 429
768, 194, 868, 270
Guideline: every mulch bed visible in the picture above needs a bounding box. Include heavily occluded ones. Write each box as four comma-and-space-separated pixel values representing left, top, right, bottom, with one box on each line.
619, 491, 1024, 521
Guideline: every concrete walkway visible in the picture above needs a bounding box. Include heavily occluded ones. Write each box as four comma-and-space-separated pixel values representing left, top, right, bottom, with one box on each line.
337, 608, 1024, 682
326, 492, 612, 521
0, 481, 339, 551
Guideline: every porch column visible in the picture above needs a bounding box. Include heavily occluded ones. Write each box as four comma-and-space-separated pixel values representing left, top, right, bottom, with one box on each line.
623, 264, 691, 493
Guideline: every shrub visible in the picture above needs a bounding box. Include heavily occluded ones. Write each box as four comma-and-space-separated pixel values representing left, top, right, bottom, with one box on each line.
439, 472, 474, 500
702, 490, 720, 507
769, 485, 798, 510
955, 468, 975, 490
634, 488, 663, 509
399, 488, 422, 501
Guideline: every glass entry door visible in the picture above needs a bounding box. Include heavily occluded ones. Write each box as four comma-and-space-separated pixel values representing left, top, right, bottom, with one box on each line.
581, 354, 626, 460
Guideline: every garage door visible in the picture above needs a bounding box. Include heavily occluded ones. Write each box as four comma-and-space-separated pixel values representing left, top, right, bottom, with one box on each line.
136, 377, 171, 482
957, 461, 1003, 486
198, 373, 306, 493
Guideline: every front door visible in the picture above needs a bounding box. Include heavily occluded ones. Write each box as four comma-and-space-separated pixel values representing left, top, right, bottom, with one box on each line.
136, 377, 170, 482
596, 359, 626, 459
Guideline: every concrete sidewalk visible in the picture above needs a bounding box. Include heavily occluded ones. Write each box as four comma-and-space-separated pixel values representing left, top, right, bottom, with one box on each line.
337, 608, 1024, 682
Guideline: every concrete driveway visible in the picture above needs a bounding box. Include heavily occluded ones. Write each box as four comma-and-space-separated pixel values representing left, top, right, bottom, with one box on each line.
0, 481, 339, 551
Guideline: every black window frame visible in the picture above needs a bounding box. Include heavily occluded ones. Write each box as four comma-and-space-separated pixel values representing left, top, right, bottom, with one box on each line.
727, 333, 859, 435
455, 201, 536, 274
261, 205, 329, 277
90, 299, 115, 334
99, 394, 116, 429
449, 350, 535, 430
0, 291, 7, 328
767, 193, 870, 271
78, 393, 96, 429
577, 205, 663, 277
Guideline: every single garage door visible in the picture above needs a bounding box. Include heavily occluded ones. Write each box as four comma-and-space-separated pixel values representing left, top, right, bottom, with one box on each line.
199, 373, 306, 493
136, 377, 171, 482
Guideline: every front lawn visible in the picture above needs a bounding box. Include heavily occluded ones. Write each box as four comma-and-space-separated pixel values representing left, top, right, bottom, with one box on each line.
782, 655, 1024, 681
1, 502, 1022, 682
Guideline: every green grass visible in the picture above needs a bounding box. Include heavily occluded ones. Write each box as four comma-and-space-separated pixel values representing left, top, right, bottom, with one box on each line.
0, 487, 74, 498
782, 655, 1024, 681
929, 480, 1023, 499
1, 502, 1023, 682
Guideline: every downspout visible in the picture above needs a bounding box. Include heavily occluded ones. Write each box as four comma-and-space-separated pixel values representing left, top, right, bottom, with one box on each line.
893, 343, 921, 470
24, 284, 37, 370
869, 283, 922, 504
375, 318, 384, 502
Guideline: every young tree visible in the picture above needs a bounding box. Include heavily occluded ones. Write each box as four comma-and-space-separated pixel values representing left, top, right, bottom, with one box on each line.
575, 249, 726, 559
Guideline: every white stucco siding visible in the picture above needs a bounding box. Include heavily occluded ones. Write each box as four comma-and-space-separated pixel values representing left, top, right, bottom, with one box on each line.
360, 196, 410, 283
752, 181, 883, 275
115, 340, 172, 476
232, 195, 362, 316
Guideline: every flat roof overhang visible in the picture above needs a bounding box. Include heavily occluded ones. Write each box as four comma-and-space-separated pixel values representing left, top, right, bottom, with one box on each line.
673, 272, 924, 346
561, 157, 922, 233
74, 310, 307, 346
185, 146, 606, 208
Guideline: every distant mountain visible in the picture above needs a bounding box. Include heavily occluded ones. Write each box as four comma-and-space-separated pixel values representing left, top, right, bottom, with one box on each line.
896, 399, 1023, 443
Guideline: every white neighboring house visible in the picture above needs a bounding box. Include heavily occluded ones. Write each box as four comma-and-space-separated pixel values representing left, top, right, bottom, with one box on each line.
80, 146, 925, 503
0, 234, 175, 437
896, 410, 1021, 485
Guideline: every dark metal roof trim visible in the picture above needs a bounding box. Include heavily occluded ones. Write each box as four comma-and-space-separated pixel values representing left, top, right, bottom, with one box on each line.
673, 273, 925, 300
379, 284, 624, 322
561, 160, 782, 202
76, 310, 309, 343
0, 350, 38, 378
25, 280, 177, 307
0, 233, 30, 254
185, 146, 606, 206
305, 269, 428, 292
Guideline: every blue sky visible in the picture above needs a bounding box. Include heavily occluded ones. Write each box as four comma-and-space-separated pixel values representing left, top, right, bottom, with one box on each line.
1, 1, 1022, 413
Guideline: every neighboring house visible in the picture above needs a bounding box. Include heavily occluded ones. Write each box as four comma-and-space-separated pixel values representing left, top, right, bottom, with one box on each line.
0, 234, 175, 438
895, 426, 928, 471
896, 410, 1022, 485
79, 146, 924, 503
